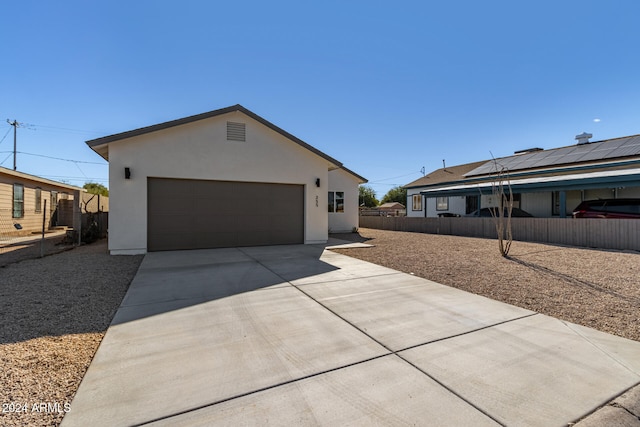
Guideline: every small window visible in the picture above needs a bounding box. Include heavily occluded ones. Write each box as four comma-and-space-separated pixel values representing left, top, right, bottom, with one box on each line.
335, 192, 344, 213
436, 197, 448, 211
227, 122, 246, 141
35, 188, 42, 213
328, 191, 344, 213
412, 194, 422, 211
13, 184, 24, 218
50, 191, 58, 211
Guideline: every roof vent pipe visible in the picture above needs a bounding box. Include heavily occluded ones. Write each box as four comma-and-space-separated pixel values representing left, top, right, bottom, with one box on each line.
576, 132, 593, 145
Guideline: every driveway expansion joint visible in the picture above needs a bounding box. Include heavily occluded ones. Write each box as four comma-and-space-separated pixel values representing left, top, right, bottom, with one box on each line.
132, 353, 393, 427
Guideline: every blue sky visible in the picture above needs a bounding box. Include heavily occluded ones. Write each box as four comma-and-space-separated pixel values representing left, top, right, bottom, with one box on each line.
3, 1, 640, 199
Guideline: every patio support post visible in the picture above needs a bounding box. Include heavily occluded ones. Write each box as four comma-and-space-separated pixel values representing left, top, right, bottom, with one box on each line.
559, 191, 567, 218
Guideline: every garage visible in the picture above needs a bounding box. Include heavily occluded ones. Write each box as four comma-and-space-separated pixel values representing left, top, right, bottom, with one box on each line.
86, 105, 366, 254
147, 178, 304, 251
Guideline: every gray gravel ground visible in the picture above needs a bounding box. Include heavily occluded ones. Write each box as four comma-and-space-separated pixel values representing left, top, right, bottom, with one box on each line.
0, 239, 142, 427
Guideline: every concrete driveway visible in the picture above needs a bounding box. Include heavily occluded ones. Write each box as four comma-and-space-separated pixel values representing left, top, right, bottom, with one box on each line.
62, 240, 640, 426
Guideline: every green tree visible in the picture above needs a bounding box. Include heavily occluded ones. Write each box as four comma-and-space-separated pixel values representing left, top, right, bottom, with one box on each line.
381, 186, 407, 205
359, 185, 379, 207
83, 182, 109, 197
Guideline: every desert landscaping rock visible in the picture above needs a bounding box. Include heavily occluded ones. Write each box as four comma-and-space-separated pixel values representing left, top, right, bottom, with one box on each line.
0, 240, 142, 427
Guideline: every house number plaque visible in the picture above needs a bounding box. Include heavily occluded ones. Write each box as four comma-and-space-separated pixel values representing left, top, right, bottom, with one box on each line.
315, 195, 318, 207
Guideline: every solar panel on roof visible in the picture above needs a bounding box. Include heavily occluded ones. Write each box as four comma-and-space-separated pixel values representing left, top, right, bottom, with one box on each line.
464, 135, 640, 177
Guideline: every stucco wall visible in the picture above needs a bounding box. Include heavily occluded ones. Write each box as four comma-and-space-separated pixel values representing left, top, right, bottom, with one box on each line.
328, 168, 360, 233
107, 111, 332, 254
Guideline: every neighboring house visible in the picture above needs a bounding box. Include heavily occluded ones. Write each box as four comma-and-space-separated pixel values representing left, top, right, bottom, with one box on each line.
405, 133, 640, 218
0, 166, 82, 236
86, 104, 366, 254
378, 202, 406, 216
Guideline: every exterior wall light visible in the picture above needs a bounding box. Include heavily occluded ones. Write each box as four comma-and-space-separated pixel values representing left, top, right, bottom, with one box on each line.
125, 167, 131, 179
315, 178, 320, 187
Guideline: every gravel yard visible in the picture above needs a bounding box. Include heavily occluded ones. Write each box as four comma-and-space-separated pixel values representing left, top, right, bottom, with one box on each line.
332, 228, 640, 342
0, 240, 142, 427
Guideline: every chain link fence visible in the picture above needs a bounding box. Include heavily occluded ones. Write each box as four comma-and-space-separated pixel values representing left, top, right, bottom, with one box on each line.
0, 193, 109, 265
0, 208, 72, 264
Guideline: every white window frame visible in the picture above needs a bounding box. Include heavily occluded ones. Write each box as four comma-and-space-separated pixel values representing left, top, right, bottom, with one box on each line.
35, 187, 42, 213
328, 191, 345, 213
436, 197, 449, 211
412, 194, 422, 211
13, 183, 24, 218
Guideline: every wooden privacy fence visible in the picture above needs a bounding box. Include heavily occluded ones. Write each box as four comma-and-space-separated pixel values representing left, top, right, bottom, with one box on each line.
359, 216, 640, 251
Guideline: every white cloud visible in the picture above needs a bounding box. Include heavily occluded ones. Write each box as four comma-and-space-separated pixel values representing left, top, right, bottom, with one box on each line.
593, 118, 601, 123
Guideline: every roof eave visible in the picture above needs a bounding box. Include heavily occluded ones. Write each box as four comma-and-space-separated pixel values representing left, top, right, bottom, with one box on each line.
0, 166, 84, 191
85, 104, 345, 169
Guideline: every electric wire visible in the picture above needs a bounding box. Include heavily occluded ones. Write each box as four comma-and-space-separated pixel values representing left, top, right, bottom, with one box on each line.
367, 170, 422, 184
0, 152, 12, 166
0, 126, 11, 146
29, 123, 105, 135
0, 151, 106, 165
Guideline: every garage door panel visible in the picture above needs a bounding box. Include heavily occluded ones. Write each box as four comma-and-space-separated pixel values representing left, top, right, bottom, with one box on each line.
270, 215, 298, 231
151, 179, 194, 197
193, 215, 237, 232
194, 232, 238, 249
148, 178, 304, 251
276, 229, 305, 244
150, 202, 195, 217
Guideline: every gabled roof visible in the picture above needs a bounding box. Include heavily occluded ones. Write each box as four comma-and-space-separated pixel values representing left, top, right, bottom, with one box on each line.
404, 161, 488, 189
405, 133, 640, 194
0, 166, 82, 191
379, 202, 405, 209
87, 104, 342, 164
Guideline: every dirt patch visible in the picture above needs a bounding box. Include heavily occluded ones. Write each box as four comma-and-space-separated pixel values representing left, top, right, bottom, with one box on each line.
0, 239, 143, 426
331, 228, 640, 342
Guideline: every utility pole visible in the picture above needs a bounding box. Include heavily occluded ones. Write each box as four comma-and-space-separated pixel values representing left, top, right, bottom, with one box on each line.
6, 119, 20, 171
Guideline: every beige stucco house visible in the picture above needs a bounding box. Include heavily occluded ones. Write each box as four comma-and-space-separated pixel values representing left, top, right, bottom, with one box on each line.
86, 105, 366, 254
0, 166, 82, 236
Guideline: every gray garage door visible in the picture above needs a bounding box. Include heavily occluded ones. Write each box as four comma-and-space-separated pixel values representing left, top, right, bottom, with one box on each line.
148, 178, 304, 251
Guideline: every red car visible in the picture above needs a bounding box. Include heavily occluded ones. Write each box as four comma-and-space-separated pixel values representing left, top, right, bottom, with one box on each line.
572, 199, 640, 218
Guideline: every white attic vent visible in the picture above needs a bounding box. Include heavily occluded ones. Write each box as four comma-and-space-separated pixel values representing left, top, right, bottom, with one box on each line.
575, 132, 593, 145
227, 122, 246, 141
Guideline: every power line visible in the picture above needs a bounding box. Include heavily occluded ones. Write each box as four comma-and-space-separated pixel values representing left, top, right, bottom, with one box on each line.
367, 170, 422, 184
38, 175, 108, 181
0, 126, 11, 145
29, 123, 105, 136
0, 151, 107, 165
0, 152, 12, 166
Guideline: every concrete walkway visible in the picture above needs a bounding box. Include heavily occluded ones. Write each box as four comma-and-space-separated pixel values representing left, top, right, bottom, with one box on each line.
62, 240, 640, 426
